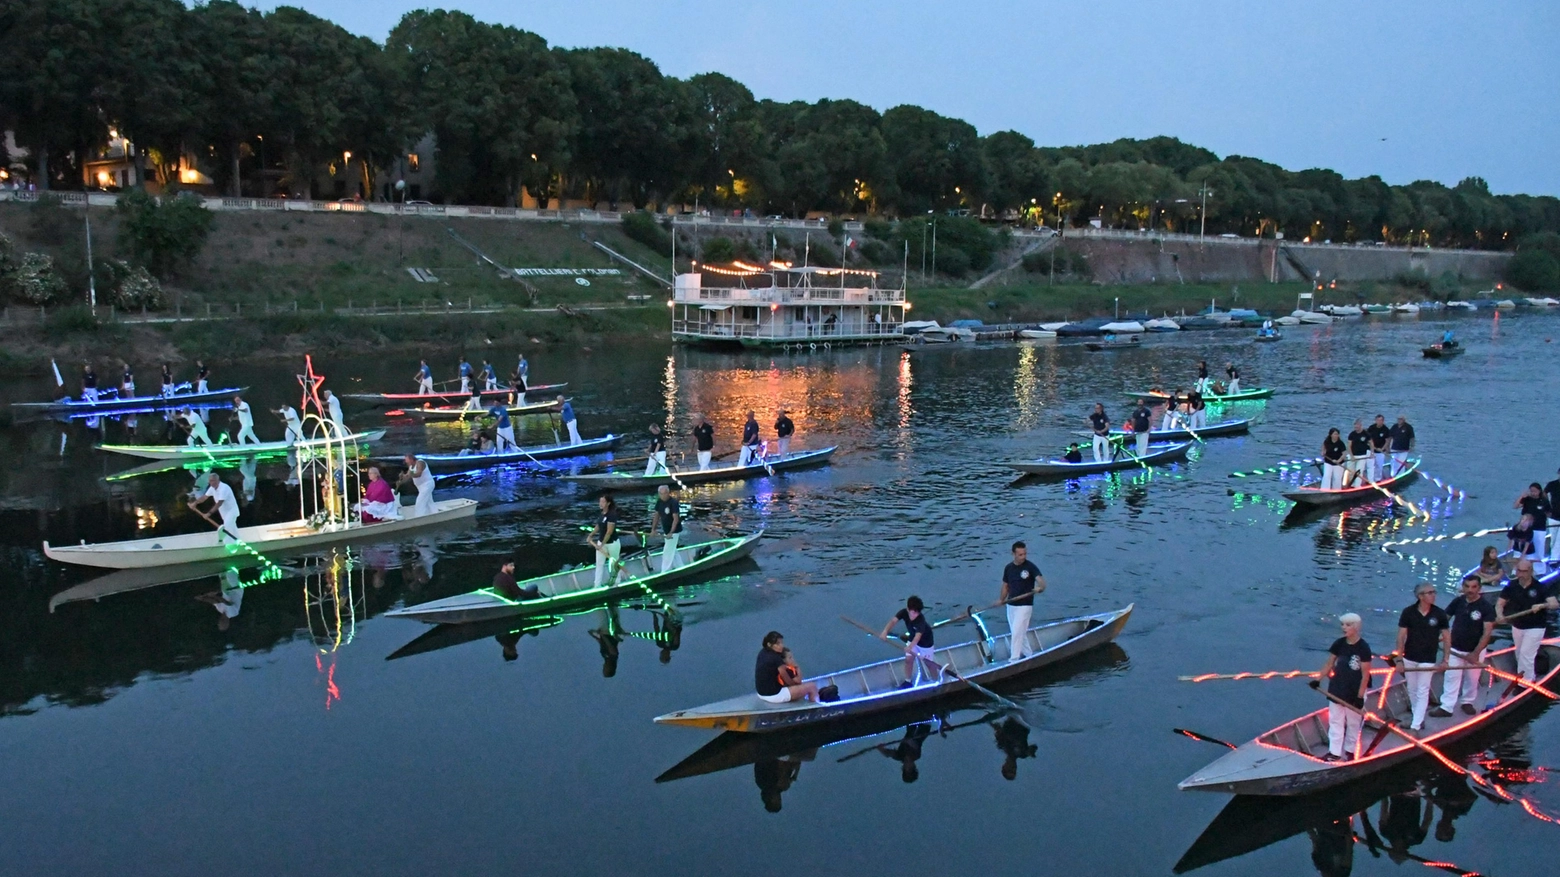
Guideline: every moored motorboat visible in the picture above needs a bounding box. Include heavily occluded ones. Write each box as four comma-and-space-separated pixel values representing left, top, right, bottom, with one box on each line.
342, 383, 566, 406
1495, 299, 1517, 309
96, 429, 388, 462
390, 398, 564, 420
1144, 317, 1181, 332
385, 532, 762, 624
1272, 315, 1301, 327
1281, 458, 1419, 508
562, 446, 837, 492
12, 385, 248, 416
1017, 328, 1056, 339
1005, 441, 1192, 477
1445, 300, 1476, 310
1103, 418, 1250, 442
1084, 335, 1142, 351
1392, 303, 1420, 315
411, 433, 621, 472
1362, 303, 1394, 314
1291, 310, 1334, 324
1318, 304, 1362, 317
42, 498, 478, 569
1099, 320, 1146, 334
654, 606, 1133, 733
1178, 639, 1560, 796
1422, 343, 1464, 359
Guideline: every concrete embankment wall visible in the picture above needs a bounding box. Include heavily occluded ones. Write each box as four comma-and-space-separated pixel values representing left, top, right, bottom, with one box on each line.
1058, 234, 1509, 285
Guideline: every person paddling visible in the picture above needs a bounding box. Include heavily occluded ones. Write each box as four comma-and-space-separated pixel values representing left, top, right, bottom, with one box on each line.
1344, 420, 1370, 488
652, 484, 683, 573
559, 395, 581, 445
644, 423, 668, 476
188, 472, 240, 540
999, 541, 1046, 662
1224, 362, 1241, 394
881, 595, 940, 687
1195, 360, 1209, 394
457, 355, 473, 395
740, 410, 761, 466
182, 407, 213, 447
1366, 415, 1391, 482
1497, 560, 1559, 683
487, 401, 516, 451
1388, 415, 1415, 475
1130, 398, 1152, 458
755, 631, 821, 705
231, 394, 259, 445
1311, 612, 1372, 761
588, 494, 621, 586
414, 360, 433, 395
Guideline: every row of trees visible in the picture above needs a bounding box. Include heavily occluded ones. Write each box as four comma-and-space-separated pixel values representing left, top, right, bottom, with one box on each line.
2, 3, 1557, 251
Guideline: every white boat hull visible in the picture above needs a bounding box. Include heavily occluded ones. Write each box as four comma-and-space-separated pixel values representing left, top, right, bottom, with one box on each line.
43, 498, 477, 569
96, 430, 388, 461
1017, 329, 1056, 339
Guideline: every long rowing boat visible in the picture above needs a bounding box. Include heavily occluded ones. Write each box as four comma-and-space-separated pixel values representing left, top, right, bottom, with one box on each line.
12, 385, 249, 415
384, 532, 763, 624
1125, 387, 1275, 402
43, 498, 477, 569
562, 447, 837, 492
96, 429, 388, 461
411, 433, 621, 472
342, 383, 565, 406
653, 605, 1132, 733
1005, 441, 1192, 477
1281, 457, 1419, 508
1100, 418, 1250, 442
1178, 638, 1560, 796
389, 398, 564, 421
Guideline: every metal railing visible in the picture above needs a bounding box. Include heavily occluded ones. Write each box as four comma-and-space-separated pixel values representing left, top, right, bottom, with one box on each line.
672, 319, 903, 339
674, 286, 905, 304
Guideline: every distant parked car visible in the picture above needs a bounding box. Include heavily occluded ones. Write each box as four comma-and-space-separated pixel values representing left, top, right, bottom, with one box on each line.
1219, 233, 1239, 239
405, 199, 433, 206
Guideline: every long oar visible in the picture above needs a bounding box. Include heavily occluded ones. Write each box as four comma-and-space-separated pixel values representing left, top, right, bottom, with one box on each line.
1485, 665, 1560, 701
1173, 727, 1237, 749
840, 615, 1018, 710
931, 593, 1040, 630
1181, 663, 1485, 682
1228, 457, 1324, 478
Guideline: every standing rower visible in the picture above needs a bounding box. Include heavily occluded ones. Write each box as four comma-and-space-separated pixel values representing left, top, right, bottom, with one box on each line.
1321, 428, 1347, 490
1436, 574, 1494, 717
195, 360, 209, 394
1187, 388, 1207, 429
999, 541, 1046, 663
120, 363, 134, 398
1130, 399, 1152, 458
322, 389, 346, 433
558, 395, 581, 445
181, 407, 213, 446
414, 360, 433, 395
1497, 560, 1559, 682
1162, 390, 1182, 430
508, 369, 528, 405
516, 353, 529, 386
487, 400, 517, 451
587, 494, 621, 586
1313, 613, 1372, 761
1388, 415, 1415, 475
1224, 362, 1241, 394
1366, 415, 1391, 482
644, 423, 667, 475
652, 484, 683, 573
1393, 582, 1450, 731
1195, 360, 1209, 394
399, 453, 435, 517
740, 411, 762, 466
1344, 420, 1370, 488
881, 596, 939, 687
458, 356, 473, 394
160, 363, 175, 397
231, 395, 259, 445
275, 404, 303, 442
1512, 482, 1551, 561
188, 472, 240, 540
481, 359, 497, 392
81, 363, 99, 404
775, 408, 795, 457
1088, 403, 1110, 462
692, 414, 715, 470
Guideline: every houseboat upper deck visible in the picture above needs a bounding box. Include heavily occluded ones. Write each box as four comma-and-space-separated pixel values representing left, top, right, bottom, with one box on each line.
670, 262, 908, 349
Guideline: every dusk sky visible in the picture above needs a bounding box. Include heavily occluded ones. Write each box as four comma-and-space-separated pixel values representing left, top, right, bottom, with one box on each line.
263, 1, 1560, 196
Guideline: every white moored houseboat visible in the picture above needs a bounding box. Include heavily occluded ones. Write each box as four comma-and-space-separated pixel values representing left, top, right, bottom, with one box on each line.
670, 262, 908, 349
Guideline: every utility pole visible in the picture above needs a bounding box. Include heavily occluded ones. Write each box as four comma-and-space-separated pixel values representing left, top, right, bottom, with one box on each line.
85, 213, 96, 313
930, 218, 937, 278
1199, 184, 1212, 244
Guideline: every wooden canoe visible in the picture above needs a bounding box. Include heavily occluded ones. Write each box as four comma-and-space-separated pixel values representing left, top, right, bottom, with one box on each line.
43, 498, 477, 569
1125, 388, 1275, 402
411, 434, 621, 472
96, 429, 388, 461
384, 532, 763, 624
653, 606, 1132, 733
1005, 441, 1192, 477
11, 385, 248, 415
1282, 458, 1419, 507
342, 383, 565, 406
1103, 419, 1250, 442
562, 447, 837, 492
1178, 639, 1560, 796
389, 398, 566, 421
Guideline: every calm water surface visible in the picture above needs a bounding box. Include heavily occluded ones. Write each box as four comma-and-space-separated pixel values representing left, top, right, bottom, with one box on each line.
2, 311, 1557, 876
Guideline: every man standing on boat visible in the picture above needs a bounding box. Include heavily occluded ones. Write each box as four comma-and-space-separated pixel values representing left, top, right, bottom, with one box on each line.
481, 359, 498, 392
414, 360, 433, 395
400, 453, 435, 517
1497, 560, 1559, 682
692, 413, 715, 470
1195, 360, 1209, 394
1544, 468, 1560, 564
322, 388, 346, 434
1393, 582, 1451, 731
1188, 389, 1207, 430
516, 353, 529, 386
740, 410, 762, 467
1366, 415, 1391, 482
1389, 416, 1415, 476
231, 395, 259, 445
652, 484, 683, 573
558, 395, 581, 445
195, 360, 210, 394
458, 355, 473, 394
999, 541, 1046, 662
487, 400, 517, 451
775, 408, 795, 458
1436, 574, 1494, 717
881, 595, 940, 686
644, 423, 668, 475
188, 472, 240, 540
1130, 399, 1152, 458
275, 404, 303, 443
588, 494, 621, 586
1089, 403, 1111, 462
1344, 420, 1371, 488
1312, 613, 1372, 761
181, 407, 213, 446
81, 363, 99, 404
1224, 362, 1241, 394
120, 363, 135, 398
755, 631, 821, 705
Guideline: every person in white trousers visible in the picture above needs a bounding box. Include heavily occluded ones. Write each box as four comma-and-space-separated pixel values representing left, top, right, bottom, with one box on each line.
588, 494, 621, 587
1367, 415, 1391, 482
644, 423, 667, 476
651, 485, 682, 573
692, 414, 714, 470
1393, 582, 1451, 731
188, 472, 241, 541
1315, 613, 1372, 761
1436, 575, 1495, 717
400, 454, 435, 517
231, 395, 260, 444
322, 389, 346, 434
1321, 428, 1347, 490
1224, 362, 1240, 394
1088, 404, 1111, 463
1513, 482, 1551, 565
1498, 560, 1559, 682
999, 541, 1046, 663
558, 396, 582, 445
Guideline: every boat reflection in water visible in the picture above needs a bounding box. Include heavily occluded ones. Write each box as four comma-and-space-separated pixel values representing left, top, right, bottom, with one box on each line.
658, 643, 1126, 812
1175, 702, 1553, 875
386, 594, 692, 667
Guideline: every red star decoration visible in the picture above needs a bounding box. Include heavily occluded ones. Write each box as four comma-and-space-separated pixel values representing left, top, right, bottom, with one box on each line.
297, 354, 326, 419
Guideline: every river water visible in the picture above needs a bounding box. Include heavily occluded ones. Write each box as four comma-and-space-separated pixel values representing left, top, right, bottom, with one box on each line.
2, 311, 1557, 876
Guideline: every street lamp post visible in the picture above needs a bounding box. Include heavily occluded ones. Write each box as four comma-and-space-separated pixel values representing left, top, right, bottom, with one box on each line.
1198, 183, 1213, 244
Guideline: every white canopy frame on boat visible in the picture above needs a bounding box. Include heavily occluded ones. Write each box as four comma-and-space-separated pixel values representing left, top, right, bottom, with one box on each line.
292, 356, 367, 533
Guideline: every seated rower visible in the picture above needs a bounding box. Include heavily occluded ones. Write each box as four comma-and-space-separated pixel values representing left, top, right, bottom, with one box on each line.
356, 466, 402, 523
492, 558, 542, 601
1063, 443, 1083, 464
755, 631, 820, 704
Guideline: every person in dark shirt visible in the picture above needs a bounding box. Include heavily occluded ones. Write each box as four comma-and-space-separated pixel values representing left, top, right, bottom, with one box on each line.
740, 410, 762, 466
1366, 415, 1391, 482
1188, 389, 1207, 429
1131, 399, 1152, 457
774, 408, 795, 457
1545, 467, 1560, 561
691, 413, 715, 470
81, 363, 99, 403
644, 423, 667, 476
1321, 428, 1348, 490
1497, 559, 1559, 681
588, 494, 621, 587
1195, 360, 1209, 393
1508, 514, 1536, 557
1437, 574, 1495, 716
1393, 582, 1451, 730
1345, 419, 1371, 487
1088, 404, 1111, 462
195, 360, 209, 394
651, 484, 683, 574
491, 558, 541, 602
755, 631, 820, 704
1224, 362, 1241, 394
1314, 612, 1372, 760
1063, 444, 1083, 464
875, 721, 933, 783
1388, 416, 1415, 474
882, 596, 939, 687
999, 541, 1046, 662
1513, 482, 1551, 558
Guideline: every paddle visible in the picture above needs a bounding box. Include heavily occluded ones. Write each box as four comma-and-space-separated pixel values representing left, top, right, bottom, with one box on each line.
931, 593, 1042, 630
1172, 727, 1237, 750
1180, 663, 1487, 682
1484, 665, 1560, 701
1497, 603, 1554, 624
1228, 457, 1324, 478
839, 615, 1019, 710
